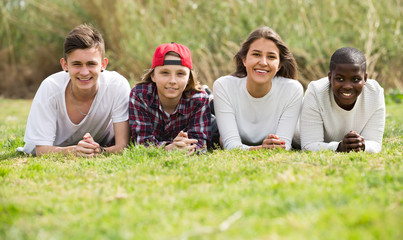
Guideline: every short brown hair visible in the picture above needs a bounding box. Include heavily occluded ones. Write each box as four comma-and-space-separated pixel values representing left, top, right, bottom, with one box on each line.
232, 26, 298, 80
138, 52, 202, 95
63, 24, 105, 60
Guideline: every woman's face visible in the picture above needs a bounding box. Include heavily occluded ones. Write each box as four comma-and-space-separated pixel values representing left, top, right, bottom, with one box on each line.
242, 38, 281, 86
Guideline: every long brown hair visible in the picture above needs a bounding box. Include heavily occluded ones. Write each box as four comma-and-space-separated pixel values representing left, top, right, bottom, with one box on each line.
137, 52, 202, 94
232, 26, 298, 80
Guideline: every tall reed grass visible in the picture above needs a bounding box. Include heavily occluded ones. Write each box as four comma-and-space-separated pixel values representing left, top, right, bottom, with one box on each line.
0, 0, 401, 98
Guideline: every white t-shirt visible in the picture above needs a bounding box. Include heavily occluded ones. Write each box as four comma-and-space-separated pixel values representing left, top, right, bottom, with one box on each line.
19, 70, 131, 155
213, 75, 303, 150
300, 77, 385, 153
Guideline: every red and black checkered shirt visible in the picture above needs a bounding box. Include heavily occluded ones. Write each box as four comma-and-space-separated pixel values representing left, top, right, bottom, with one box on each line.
129, 83, 211, 150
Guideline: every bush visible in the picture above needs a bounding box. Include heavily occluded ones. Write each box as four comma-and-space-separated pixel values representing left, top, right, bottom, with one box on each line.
1, 0, 402, 98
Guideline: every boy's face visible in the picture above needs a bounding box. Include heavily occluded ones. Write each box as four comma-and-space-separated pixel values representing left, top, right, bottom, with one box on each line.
328, 63, 367, 110
60, 47, 108, 92
151, 54, 190, 107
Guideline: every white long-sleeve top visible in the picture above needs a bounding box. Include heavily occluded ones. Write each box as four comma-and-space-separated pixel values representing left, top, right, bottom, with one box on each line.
213, 75, 303, 150
300, 77, 385, 153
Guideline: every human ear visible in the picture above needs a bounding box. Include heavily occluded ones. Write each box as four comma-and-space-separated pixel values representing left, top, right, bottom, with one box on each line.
328, 72, 332, 83
242, 57, 246, 67
60, 58, 67, 72
150, 71, 156, 83
101, 58, 108, 71
364, 73, 368, 82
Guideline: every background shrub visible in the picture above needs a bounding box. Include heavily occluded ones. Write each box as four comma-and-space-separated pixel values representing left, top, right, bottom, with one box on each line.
0, 0, 401, 98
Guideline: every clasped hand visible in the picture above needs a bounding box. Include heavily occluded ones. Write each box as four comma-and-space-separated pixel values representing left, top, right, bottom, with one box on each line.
164, 131, 198, 154
250, 134, 286, 150
262, 134, 286, 149
75, 133, 102, 157
337, 131, 365, 152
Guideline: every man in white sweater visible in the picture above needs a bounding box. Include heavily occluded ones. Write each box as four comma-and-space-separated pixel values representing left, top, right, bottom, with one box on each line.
300, 47, 385, 153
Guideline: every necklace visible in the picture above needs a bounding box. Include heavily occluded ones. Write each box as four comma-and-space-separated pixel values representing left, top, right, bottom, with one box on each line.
70, 83, 88, 116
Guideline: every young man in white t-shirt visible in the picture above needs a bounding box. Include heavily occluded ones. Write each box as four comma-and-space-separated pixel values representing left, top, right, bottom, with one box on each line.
300, 47, 385, 153
18, 24, 131, 157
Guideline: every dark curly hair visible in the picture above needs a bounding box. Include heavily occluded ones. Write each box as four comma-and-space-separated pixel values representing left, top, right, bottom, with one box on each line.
329, 47, 366, 73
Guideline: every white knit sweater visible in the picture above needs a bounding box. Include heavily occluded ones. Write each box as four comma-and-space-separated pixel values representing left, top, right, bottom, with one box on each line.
213, 75, 303, 150
300, 77, 385, 153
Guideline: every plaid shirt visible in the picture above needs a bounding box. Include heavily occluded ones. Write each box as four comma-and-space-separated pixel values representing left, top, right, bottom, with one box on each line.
129, 82, 211, 150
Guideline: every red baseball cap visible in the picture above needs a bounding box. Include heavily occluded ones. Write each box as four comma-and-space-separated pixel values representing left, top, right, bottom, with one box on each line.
151, 42, 193, 70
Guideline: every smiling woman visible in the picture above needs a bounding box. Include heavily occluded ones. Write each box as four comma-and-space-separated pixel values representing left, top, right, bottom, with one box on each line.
242, 38, 281, 98
213, 26, 303, 151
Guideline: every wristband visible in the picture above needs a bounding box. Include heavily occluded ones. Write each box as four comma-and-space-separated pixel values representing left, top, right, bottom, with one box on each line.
100, 146, 106, 154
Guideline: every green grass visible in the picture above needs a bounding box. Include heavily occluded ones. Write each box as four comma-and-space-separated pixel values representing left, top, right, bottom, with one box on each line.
0, 99, 402, 239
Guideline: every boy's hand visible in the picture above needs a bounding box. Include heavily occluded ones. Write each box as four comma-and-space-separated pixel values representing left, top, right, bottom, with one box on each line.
165, 131, 198, 154
76, 133, 101, 157
337, 131, 365, 152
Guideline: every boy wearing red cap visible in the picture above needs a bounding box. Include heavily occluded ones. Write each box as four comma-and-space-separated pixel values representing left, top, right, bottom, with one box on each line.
129, 43, 211, 153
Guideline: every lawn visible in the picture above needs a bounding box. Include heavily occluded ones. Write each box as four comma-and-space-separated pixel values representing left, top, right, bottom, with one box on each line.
0, 99, 402, 240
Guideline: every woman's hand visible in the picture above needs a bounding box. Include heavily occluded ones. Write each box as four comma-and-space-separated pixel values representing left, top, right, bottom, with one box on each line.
337, 131, 365, 152
164, 131, 198, 154
262, 134, 286, 149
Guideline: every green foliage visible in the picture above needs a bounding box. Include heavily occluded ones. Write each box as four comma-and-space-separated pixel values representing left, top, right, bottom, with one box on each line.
1, 0, 402, 98
384, 103, 403, 138
0, 100, 402, 239
385, 89, 403, 104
